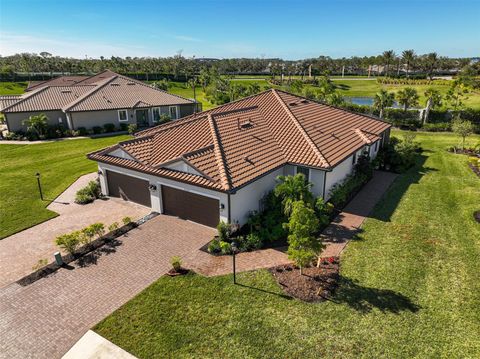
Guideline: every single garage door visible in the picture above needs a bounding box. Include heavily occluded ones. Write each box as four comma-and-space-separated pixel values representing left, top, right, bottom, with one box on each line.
162, 186, 219, 227
106, 171, 151, 207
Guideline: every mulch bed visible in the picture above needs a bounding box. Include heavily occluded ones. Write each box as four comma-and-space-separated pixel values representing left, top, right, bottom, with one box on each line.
270, 258, 340, 302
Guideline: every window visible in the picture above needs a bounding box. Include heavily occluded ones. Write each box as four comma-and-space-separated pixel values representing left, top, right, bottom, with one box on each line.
296, 166, 310, 180
118, 109, 128, 122
169, 106, 178, 119
152, 108, 161, 122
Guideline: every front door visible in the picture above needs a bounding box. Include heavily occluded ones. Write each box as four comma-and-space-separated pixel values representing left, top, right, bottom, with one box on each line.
136, 109, 149, 127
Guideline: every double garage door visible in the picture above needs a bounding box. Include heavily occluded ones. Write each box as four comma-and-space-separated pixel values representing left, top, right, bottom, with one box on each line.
106, 171, 219, 227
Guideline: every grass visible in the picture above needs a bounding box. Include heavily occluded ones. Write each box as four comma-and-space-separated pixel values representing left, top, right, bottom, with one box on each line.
0, 82, 28, 95
94, 131, 480, 358
0, 135, 131, 239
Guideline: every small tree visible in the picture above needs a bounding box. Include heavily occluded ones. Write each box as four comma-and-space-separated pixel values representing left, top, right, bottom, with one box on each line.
373, 89, 395, 118
22, 113, 49, 138
445, 80, 470, 112
90, 223, 105, 238
284, 201, 320, 275
81, 226, 96, 244
55, 232, 80, 255
170, 256, 182, 272
396, 87, 419, 111
452, 119, 474, 150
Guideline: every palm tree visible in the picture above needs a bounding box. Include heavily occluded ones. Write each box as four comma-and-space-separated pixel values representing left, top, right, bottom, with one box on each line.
396, 87, 419, 111
425, 52, 438, 80
402, 50, 416, 78
382, 50, 395, 77
274, 174, 313, 216
373, 89, 395, 118
423, 88, 442, 124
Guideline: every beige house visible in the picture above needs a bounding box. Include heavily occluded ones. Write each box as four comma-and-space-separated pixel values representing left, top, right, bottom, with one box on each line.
89, 89, 391, 228
0, 70, 198, 132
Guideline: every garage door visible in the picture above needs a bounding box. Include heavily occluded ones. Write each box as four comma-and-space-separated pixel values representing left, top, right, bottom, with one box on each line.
106, 171, 151, 207
161, 186, 219, 227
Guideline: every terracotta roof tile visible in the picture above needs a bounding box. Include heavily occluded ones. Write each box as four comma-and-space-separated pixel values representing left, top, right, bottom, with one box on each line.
89, 89, 391, 192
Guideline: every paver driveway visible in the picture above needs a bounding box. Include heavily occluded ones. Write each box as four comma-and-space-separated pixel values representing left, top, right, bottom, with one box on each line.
0, 173, 150, 288
0, 215, 215, 359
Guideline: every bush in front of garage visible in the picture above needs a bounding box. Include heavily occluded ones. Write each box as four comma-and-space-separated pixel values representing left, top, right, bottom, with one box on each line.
75, 180, 102, 204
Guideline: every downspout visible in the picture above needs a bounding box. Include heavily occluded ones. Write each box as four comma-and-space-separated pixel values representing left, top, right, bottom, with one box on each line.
227, 192, 232, 223
322, 171, 327, 199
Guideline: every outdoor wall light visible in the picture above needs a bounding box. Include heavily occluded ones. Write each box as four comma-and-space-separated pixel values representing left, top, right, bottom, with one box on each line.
97, 170, 103, 175
219, 203, 225, 210
149, 184, 157, 191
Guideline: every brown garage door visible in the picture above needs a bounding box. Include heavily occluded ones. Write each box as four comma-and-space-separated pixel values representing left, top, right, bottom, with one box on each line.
106, 171, 151, 207
162, 186, 219, 227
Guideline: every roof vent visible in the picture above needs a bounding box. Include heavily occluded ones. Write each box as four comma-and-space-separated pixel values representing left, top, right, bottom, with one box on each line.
300, 99, 309, 104
111, 83, 120, 86
127, 82, 135, 85
238, 119, 254, 130
288, 102, 297, 106
61, 90, 72, 94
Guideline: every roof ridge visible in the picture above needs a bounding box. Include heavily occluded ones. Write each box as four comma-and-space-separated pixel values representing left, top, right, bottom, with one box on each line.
272, 89, 330, 168
74, 70, 115, 85
62, 75, 118, 111
1, 86, 50, 112
134, 114, 209, 138
207, 114, 231, 190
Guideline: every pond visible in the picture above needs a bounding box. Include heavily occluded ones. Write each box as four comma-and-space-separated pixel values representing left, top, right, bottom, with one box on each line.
344, 96, 401, 108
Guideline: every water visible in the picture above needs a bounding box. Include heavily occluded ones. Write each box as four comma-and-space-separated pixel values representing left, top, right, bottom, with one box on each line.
345, 96, 401, 108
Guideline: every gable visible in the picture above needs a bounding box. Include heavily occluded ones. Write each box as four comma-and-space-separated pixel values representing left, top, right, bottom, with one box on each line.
107, 148, 136, 160
163, 159, 204, 177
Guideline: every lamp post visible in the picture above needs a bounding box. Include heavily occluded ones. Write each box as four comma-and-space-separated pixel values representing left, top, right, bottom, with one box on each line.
231, 240, 237, 284
35, 172, 43, 200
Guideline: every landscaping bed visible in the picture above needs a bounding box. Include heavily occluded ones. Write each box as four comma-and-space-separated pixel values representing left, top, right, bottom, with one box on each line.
270, 257, 339, 302
16, 213, 157, 286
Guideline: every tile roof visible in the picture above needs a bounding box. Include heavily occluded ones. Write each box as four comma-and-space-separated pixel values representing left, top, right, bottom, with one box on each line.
2, 70, 194, 114
89, 89, 390, 193
25, 76, 90, 92
0, 96, 22, 111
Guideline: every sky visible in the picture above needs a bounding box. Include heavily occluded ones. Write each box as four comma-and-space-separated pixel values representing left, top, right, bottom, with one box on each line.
0, 0, 479, 59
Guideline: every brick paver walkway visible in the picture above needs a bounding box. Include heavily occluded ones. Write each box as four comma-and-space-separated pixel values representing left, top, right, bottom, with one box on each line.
0, 173, 150, 288
0, 216, 215, 359
320, 170, 398, 257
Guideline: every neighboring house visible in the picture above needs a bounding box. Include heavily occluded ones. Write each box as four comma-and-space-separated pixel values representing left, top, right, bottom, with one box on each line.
0, 70, 198, 132
88, 89, 391, 228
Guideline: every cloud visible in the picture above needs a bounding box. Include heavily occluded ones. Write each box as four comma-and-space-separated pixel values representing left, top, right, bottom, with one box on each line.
172, 35, 203, 43
0, 32, 149, 58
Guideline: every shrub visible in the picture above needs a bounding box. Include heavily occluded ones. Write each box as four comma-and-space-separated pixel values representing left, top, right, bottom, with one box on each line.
127, 124, 137, 135
208, 239, 221, 253
170, 256, 182, 271
329, 173, 368, 209
217, 221, 231, 242
122, 216, 132, 225
314, 197, 334, 227
245, 233, 262, 250
159, 113, 171, 124
119, 123, 128, 131
92, 126, 103, 134
77, 127, 88, 136
90, 222, 105, 238
74, 180, 101, 204
375, 134, 419, 173
219, 241, 232, 255
423, 122, 451, 132
103, 123, 116, 133
55, 232, 81, 255
32, 258, 48, 271
108, 222, 119, 232
81, 226, 96, 244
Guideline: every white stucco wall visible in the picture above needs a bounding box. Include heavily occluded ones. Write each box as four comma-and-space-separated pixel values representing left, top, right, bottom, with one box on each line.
98, 162, 229, 223
230, 167, 284, 225
324, 154, 355, 201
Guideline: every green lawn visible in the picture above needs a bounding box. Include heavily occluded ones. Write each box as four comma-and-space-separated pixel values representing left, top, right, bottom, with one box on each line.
94, 131, 480, 358
0, 82, 28, 95
0, 135, 131, 239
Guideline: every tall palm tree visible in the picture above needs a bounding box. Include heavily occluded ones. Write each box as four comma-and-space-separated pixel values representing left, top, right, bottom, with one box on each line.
274, 174, 313, 216
425, 52, 438, 80
382, 50, 395, 77
423, 88, 442, 124
402, 50, 416, 78
373, 89, 395, 118
396, 87, 419, 111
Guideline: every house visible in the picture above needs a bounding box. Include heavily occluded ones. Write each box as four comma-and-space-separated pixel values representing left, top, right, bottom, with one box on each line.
88, 89, 391, 228
0, 70, 198, 133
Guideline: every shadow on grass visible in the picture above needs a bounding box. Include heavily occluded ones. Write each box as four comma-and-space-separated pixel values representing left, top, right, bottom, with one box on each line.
236, 283, 293, 300
331, 276, 420, 314
369, 153, 437, 222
